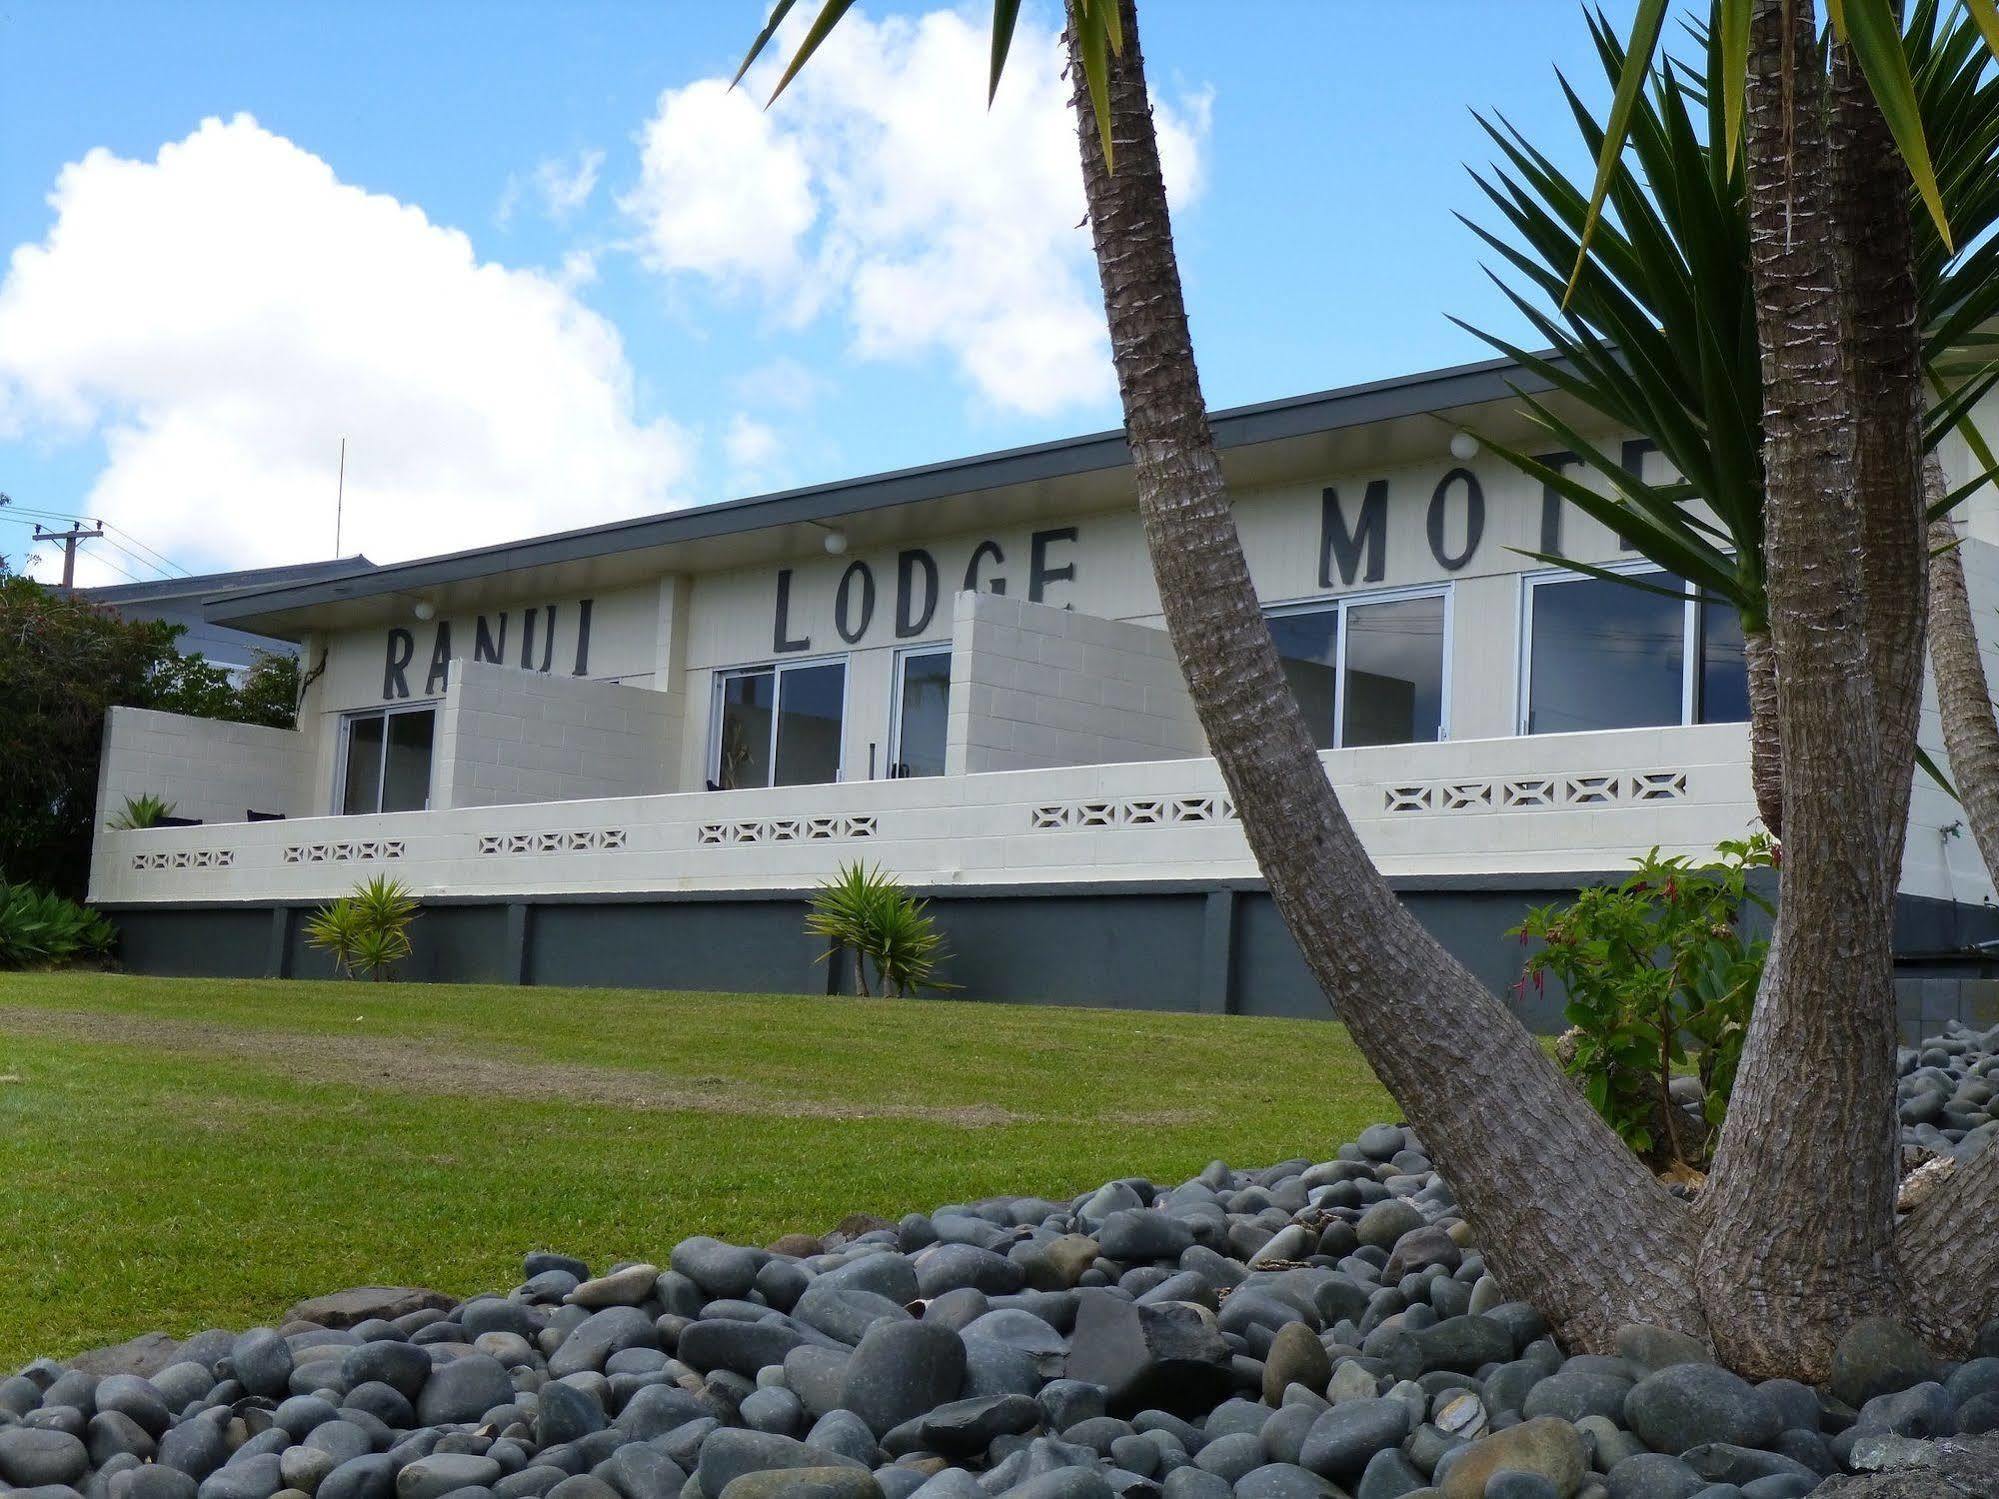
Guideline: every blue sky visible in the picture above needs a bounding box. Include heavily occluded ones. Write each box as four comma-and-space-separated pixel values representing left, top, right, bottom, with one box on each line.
0, 1, 1656, 586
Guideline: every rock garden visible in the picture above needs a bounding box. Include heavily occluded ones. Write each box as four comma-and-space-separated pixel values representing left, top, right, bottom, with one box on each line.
6, 1021, 1998, 1499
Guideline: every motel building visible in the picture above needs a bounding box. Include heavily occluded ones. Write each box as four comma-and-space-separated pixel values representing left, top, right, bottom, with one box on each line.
88, 355, 1999, 1030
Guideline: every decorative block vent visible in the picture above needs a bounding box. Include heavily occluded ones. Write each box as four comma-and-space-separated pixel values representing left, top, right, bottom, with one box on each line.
1382, 770, 1689, 815
696, 814, 878, 845
1030, 795, 1235, 831
477, 829, 629, 856
281, 839, 405, 863
132, 849, 234, 871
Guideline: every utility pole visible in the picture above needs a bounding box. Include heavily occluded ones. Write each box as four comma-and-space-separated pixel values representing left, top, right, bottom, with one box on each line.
32, 520, 105, 590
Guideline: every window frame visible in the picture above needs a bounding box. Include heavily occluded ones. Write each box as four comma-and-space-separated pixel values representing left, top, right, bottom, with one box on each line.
334, 700, 439, 815
1516, 559, 1732, 735
708, 653, 852, 790
888, 643, 953, 780
1262, 581, 1454, 750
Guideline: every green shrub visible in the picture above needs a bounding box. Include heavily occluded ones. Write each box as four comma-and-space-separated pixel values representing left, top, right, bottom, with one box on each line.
805, 861, 952, 998
107, 793, 178, 831
304, 875, 418, 980
1510, 835, 1774, 1170
0, 880, 117, 968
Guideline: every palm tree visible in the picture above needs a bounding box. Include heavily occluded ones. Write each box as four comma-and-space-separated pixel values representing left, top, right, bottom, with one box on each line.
742, 0, 1999, 1373
1461, 4, 1999, 842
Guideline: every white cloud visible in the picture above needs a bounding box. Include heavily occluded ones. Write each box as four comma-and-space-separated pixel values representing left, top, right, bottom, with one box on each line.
723, 413, 780, 472
727, 356, 828, 413
497, 148, 606, 228
535, 149, 604, 221
622, 5, 1210, 418
0, 115, 687, 584
624, 79, 817, 291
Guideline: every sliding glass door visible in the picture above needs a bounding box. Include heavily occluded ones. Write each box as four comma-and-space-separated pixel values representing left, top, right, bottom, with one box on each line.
713, 659, 848, 789
339, 704, 436, 814
1265, 587, 1450, 750
1521, 566, 1748, 734
890, 647, 952, 778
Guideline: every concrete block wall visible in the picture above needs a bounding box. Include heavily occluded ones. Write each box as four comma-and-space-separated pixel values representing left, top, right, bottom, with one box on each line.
431, 658, 674, 810
93, 721, 1775, 905
946, 591, 1205, 775
94, 707, 310, 832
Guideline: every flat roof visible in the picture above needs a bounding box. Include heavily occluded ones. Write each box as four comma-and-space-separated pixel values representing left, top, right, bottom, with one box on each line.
210, 351, 1561, 637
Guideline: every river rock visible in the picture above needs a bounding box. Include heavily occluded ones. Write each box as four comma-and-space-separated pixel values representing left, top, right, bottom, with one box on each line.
414, 1355, 514, 1426
841, 1322, 966, 1437
1063, 1293, 1230, 1419
1437, 1417, 1586, 1499
1623, 1364, 1780, 1455
1262, 1322, 1332, 1405
1831, 1320, 1940, 1411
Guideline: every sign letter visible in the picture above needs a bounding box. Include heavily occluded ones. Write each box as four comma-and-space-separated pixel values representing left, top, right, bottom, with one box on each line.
1535, 450, 1580, 558
964, 540, 1006, 596
835, 560, 877, 644
1028, 527, 1078, 605
896, 550, 939, 638
572, 598, 594, 676
1426, 467, 1485, 572
424, 622, 453, 696
773, 570, 811, 654
474, 613, 508, 664
1319, 481, 1388, 586
383, 628, 414, 700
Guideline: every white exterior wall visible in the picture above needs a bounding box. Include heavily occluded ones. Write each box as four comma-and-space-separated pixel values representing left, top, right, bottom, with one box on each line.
94, 707, 310, 832
97, 384, 1999, 922
299, 583, 665, 814
431, 659, 675, 810
92, 723, 1763, 904
946, 592, 1203, 774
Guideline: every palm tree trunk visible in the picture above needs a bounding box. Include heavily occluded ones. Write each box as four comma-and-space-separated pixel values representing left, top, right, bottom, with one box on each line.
1830, 25, 1927, 886
1695, 1, 1904, 1377
1744, 630, 1783, 836
1928, 493, 1999, 889
1906, 472, 1999, 1348
1899, 1124, 1999, 1347
1062, 0, 1706, 1355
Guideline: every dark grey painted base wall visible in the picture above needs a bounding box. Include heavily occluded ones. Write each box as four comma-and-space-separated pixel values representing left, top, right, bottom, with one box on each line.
104, 875, 1999, 1035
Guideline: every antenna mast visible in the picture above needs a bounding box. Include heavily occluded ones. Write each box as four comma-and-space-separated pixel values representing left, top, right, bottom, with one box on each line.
334, 437, 347, 557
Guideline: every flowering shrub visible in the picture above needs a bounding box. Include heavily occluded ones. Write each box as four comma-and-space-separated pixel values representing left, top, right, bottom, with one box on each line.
1510, 835, 1775, 1168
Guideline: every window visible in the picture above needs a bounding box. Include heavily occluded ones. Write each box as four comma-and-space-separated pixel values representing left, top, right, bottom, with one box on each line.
714, 659, 847, 789
891, 647, 952, 778
339, 704, 435, 814
1522, 566, 1748, 734
1266, 588, 1449, 750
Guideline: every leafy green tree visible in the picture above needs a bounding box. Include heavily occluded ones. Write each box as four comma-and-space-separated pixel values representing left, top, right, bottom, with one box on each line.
0, 564, 299, 896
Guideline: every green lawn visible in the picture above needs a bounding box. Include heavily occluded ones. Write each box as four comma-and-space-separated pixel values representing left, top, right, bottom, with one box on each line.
0, 973, 1391, 1364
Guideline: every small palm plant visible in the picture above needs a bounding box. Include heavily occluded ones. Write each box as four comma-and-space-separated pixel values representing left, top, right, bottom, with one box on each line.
108, 793, 178, 831
304, 875, 418, 981
805, 861, 952, 998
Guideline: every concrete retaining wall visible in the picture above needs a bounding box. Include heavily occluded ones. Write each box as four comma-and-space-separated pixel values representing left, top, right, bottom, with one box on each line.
433, 658, 675, 810
103, 880, 1999, 1037
94, 707, 309, 831
946, 593, 1204, 774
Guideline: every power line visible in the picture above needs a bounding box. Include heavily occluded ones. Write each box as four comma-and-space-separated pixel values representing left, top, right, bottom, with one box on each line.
100, 521, 193, 579
0, 517, 170, 584
0, 502, 194, 579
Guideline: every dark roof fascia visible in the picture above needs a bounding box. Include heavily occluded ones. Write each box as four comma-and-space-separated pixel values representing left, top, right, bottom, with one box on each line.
209, 352, 1552, 625
82, 556, 376, 608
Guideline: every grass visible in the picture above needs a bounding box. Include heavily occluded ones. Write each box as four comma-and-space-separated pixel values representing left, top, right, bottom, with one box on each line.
0, 972, 1391, 1365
